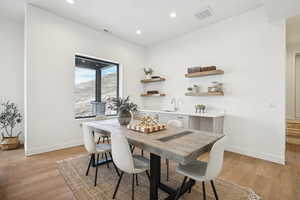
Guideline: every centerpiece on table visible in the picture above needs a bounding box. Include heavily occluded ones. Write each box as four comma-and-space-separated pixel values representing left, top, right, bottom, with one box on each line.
106, 96, 137, 125
127, 116, 166, 134
0, 101, 22, 150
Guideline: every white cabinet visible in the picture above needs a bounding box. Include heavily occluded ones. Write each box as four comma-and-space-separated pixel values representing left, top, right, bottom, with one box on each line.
157, 113, 190, 128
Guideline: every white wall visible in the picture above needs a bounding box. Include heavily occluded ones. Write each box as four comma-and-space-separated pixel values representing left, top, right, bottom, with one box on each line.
24, 5, 146, 155
286, 44, 300, 119
0, 16, 24, 141
145, 7, 286, 164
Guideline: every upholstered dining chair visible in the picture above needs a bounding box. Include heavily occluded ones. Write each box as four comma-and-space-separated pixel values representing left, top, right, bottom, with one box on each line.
165, 120, 184, 181
174, 136, 226, 200
111, 132, 151, 200
82, 124, 120, 186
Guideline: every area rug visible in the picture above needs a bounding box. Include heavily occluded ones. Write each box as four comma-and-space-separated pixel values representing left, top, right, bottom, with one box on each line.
57, 154, 261, 200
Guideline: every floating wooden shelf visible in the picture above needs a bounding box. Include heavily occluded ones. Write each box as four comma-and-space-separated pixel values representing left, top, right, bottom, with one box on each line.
185, 70, 224, 78
141, 93, 166, 97
141, 78, 166, 83
185, 92, 224, 96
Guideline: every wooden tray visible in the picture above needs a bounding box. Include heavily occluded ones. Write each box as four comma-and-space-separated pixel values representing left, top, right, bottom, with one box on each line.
127, 123, 166, 134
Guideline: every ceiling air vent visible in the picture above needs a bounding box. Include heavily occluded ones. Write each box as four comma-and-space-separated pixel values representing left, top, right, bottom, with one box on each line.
195, 7, 214, 20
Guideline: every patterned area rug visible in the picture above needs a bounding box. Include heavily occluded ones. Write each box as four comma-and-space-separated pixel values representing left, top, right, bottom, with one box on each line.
57, 154, 261, 200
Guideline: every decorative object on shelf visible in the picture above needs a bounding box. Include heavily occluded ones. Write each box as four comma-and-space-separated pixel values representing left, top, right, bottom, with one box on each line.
187, 66, 201, 73
201, 66, 217, 72
192, 85, 200, 93
187, 66, 216, 74
185, 69, 224, 78
195, 104, 207, 113
127, 116, 166, 133
106, 96, 137, 125
143, 67, 153, 80
187, 85, 200, 93
0, 101, 22, 150
147, 90, 159, 94
208, 81, 223, 94
141, 77, 166, 83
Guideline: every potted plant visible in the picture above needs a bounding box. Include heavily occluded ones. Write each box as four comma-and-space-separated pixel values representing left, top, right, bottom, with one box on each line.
0, 101, 22, 150
144, 67, 153, 80
106, 96, 137, 125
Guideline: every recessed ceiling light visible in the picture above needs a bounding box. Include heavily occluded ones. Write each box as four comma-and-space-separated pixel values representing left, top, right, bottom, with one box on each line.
170, 12, 177, 18
136, 29, 141, 35
66, 0, 75, 4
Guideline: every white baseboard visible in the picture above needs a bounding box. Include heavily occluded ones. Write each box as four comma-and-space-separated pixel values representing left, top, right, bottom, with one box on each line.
226, 145, 285, 165
25, 139, 83, 156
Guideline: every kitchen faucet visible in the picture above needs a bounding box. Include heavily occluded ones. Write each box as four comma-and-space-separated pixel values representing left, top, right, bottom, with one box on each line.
171, 97, 178, 111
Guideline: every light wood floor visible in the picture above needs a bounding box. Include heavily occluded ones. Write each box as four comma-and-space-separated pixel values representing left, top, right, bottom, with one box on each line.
0, 144, 299, 200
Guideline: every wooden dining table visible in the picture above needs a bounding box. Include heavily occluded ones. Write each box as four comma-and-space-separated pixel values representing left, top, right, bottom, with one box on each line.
84, 119, 224, 200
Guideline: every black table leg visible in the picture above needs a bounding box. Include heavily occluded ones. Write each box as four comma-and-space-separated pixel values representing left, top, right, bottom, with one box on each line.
150, 153, 161, 200
149, 153, 195, 200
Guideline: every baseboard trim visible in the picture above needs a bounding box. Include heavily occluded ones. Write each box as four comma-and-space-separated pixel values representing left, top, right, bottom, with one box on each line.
226, 145, 284, 165
25, 139, 83, 156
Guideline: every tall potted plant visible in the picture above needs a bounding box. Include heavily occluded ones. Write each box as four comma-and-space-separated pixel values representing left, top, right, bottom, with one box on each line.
0, 101, 22, 150
106, 96, 137, 125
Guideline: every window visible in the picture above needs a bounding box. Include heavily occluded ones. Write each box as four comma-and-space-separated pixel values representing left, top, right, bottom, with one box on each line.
74, 55, 119, 118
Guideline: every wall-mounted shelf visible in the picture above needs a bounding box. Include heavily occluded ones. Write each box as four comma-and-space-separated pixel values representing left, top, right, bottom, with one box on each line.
141, 78, 166, 83
185, 92, 224, 96
141, 93, 166, 97
185, 70, 224, 78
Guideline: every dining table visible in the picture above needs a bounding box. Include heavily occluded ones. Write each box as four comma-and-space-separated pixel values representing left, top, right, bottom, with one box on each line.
84, 119, 224, 200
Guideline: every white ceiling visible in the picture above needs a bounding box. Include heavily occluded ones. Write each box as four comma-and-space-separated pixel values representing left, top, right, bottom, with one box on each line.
0, 0, 263, 46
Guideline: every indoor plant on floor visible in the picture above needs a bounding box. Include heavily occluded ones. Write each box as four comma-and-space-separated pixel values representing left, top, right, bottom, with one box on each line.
0, 101, 22, 150
106, 96, 137, 125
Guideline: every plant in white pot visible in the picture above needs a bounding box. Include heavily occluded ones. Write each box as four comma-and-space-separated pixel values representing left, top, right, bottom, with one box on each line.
0, 101, 22, 150
106, 96, 137, 125
144, 67, 153, 80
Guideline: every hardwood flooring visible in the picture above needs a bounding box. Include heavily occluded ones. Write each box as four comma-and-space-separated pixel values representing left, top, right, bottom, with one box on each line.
0, 144, 299, 200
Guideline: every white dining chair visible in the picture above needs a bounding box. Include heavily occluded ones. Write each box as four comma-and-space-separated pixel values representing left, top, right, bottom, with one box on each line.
82, 124, 120, 186
174, 136, 226, 200
165, 120, 184, 181
111, 132, 151, 200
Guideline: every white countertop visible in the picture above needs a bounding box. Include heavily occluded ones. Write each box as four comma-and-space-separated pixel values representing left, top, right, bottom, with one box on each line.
140, 109, 225, 118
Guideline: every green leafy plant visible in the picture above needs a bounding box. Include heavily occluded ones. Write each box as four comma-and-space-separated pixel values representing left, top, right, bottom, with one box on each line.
105, 96, 137, 113
0, 101, 22, 138
143, 67, 153, 75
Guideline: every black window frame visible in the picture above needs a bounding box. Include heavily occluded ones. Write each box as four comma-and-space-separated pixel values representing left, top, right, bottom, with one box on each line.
75, 55, 119, 119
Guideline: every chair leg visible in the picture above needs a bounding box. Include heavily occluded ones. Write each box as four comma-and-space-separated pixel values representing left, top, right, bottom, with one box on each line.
166, 159, 169, 181
132, 174, 135, 200
94, 154, 100, 186
112, 172, 124, 199
174, 176, 187, 200
135, 174, 139, 186
86, 154, 94, 176
109, 152, 120, 177
130, 145, 135, 153
210, 180, 219, 200
141, 149, 144, 157
202, 181, 206, 200
188, 179, 192, 193
97, 136, 101, 144
104, 153, 110, 168
145, 170, 151, 182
